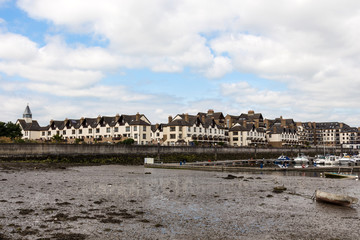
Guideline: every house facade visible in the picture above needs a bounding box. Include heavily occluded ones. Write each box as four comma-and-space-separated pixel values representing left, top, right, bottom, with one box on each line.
162, 113, 228, 146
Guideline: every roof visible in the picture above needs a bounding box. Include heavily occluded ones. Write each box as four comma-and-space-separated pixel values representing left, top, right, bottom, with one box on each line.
267, 125, 297, 134
229, 123, 265, 132
17, 119, 41, 131
23, 105, 32, 116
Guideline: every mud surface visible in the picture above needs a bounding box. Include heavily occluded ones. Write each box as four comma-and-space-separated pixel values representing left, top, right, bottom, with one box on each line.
0, 164, 359, 239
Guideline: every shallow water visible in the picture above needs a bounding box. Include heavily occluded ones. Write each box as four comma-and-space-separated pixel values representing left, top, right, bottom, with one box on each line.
0, 165, 359, 239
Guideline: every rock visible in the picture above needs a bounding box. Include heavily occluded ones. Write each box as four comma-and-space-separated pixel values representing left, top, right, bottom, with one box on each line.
273, 186, 287, 193
223, 174, 237, 179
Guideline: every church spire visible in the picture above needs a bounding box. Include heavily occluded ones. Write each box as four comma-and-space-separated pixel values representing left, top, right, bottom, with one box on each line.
23, 104, 32, 123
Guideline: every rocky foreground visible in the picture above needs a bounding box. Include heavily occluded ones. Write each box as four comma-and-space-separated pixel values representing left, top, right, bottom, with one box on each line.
0, 163, 359, 239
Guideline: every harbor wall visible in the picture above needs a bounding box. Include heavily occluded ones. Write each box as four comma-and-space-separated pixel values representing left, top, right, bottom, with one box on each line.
0, 143, 354, 164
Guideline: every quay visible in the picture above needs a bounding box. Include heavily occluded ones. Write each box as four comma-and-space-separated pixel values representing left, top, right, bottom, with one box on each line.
145, 159, 360, 173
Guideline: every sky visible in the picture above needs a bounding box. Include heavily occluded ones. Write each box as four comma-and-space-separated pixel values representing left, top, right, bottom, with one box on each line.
1, 0, 360, 126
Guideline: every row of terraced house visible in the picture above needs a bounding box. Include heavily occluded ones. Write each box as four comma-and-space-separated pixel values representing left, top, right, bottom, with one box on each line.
16, 105, 360, 148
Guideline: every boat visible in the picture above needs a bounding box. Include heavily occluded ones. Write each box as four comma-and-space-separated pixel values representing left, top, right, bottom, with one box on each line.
315, 190, 358, 206
293, 153, 309, 164
314, 155, 326, 164
324, 172, 358, 179
315, 155, 339, 165
275, 155, 290, 164
277, 155, 290, 161
352, 155, 360, 163
338, 153, 355, 165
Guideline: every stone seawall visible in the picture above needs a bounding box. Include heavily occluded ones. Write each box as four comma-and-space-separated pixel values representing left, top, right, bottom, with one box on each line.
0, 143, 351, 164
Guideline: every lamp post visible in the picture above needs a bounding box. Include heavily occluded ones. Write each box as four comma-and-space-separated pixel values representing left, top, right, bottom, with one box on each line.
254, 143, 257, 159
157, 140, 160, 161
214, 143, 217, 161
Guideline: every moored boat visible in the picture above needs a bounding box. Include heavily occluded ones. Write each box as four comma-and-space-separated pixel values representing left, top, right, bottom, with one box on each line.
277, 155, 290, 161
275, 155, 290, 164
315, 190, 358, 206
293, 153, 309, 164
324, 172, 358, 179
315, 155, 339, 165
338, 153, 355, 165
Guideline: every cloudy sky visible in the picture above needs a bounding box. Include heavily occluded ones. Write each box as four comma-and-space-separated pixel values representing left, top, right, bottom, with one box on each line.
1, 0, 360, 126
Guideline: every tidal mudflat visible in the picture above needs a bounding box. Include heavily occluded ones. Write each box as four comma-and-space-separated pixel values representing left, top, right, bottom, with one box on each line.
0, 164, 359, 239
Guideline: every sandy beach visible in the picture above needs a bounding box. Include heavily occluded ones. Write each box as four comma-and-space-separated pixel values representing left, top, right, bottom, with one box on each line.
0, 164, 359, 240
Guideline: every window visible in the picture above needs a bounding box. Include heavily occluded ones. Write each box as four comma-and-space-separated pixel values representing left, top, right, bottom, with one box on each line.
233, 137, 238, 141
143, 134, 146, 139
134, 134, 138, 139
143, 126, 146, 131
209, 129, 212, 133
88, 129, 92, 134
170, 127, 176, 131
72, 130, 75, 134
79, 129, 82, 134
199, 128, 202, 133
214, 129, 217, 134
170, 134, 176, 139
187, 134, 191, 137
106, 127, 110, 133
42, 132, 45, 136
134, 126, 137, 131
156, 133, 160, 137
233, 131, 238, 136
126, 126, 130, 132
179, 134, 182, 139
96, 128, 100, 133
56, 131, 60, 135
63, 130, 66, 135
115, 127, 118, 132
188, 127, 191, 132
193, 127, 196, 132
25, 131, 28, 136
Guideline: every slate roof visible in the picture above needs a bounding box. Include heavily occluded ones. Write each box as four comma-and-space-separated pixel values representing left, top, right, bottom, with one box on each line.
229, 123, 265, 133
268, 125, 297, 134
239, 113, 263, 121
17, 119, 41, 131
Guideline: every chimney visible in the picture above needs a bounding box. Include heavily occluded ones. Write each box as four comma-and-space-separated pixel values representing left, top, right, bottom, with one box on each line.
296, 122, 302, 127
248, 110, 254, 115
97, 115, 101, 124
254, 119, 259, 128
64, 118, 69, 126
168, 115, 172, 123
201, 115, 206, 124
207, 109, 214, 115
185, 113, 189, 122
115, 114, 120, 122
339, 123, 343, 129
229, 118, 233, 128
80, 117, 85, 125
50, 119, 54, 127
264, 119, 269, 129
155, 123, 159, 130
136, 112, 140, 121
281, 118, 286, 127
312, 122, 316, 128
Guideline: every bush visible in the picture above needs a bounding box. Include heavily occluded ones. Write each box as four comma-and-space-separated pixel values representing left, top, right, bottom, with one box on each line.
118, 138, 135, 145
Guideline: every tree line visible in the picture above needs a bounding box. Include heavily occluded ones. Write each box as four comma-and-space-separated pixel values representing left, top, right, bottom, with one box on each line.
0, 122, 23, 139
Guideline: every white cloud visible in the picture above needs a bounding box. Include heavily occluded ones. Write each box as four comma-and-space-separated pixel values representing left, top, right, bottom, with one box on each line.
0, 0, 360, 125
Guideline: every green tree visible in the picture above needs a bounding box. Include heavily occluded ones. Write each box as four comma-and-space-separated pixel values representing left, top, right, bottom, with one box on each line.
0, 122, 6, 137
4, 122, 22, 139
51, 134, 64, 143
121, 138, 135, 145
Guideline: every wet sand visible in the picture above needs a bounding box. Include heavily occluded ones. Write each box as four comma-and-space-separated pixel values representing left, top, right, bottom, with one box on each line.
0, 164, 359, 239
